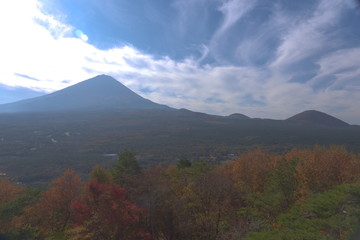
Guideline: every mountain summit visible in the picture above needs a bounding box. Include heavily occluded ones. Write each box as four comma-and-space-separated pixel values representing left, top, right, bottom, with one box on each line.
286, 110, 349, 127
0, 75, 169, 112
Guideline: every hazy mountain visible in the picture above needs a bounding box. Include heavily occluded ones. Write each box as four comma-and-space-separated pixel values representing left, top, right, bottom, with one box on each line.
286, 110, 350, 127
0, 75, 169, 112
227, 113, 250, 120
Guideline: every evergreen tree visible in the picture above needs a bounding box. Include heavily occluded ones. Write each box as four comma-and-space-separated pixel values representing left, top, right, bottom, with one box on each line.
110, 150, 142, 188
111, 150, 142, 176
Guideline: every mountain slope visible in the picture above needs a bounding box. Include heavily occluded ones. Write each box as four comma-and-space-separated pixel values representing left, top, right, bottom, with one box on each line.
286, 110, 349, 127
0, 75, 169, 112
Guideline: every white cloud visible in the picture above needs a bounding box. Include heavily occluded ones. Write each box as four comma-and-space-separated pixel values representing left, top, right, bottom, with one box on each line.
0, 0, 91, 91
0, 0, 359, 124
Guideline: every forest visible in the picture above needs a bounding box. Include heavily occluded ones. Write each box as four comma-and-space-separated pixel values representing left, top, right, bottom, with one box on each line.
1, 110, 360, 186
1, 145, 360, 240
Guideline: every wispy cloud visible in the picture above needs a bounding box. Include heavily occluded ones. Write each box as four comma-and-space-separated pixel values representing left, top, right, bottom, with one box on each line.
209, 0, 258, 63
216, 0, 257, 36
14, 73, 41, 81
310, 48, 360, 92
270, 0, 346, 71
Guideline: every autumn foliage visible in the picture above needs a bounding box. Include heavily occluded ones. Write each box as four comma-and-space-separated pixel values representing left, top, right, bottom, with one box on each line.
1, 146, 360, 239
2, 167, 150, 240
0, 178, 24, 205
0, 178, 25, 233
70, 180, 151, 240
223, 149, 279, 193
18, 169, 82, 236
288, 146, 360, 195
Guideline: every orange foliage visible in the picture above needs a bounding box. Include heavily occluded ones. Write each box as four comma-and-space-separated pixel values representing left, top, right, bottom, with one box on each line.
224, 149, 278, 192
21, 169, 83, 235
0, 178, 24, 204
286, 146, 360, 195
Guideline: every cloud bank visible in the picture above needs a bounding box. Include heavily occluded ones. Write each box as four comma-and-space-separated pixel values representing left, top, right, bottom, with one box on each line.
0, 0, 359, 124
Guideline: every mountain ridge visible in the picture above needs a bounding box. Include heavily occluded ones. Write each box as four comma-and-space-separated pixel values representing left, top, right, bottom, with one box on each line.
0, 75, 169, 112
0, 75, 351, 127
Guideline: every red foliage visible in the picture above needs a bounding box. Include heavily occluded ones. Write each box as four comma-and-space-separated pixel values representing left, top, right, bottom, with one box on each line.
71, 180, 151, 240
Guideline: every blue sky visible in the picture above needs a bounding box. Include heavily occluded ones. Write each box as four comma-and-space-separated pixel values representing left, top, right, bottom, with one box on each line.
0, 0, 360, 124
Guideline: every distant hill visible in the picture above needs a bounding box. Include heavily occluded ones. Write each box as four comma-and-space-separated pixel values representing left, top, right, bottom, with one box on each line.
0, 75, 170, 112
286, 110, 349, 127
227, 113, 250, 120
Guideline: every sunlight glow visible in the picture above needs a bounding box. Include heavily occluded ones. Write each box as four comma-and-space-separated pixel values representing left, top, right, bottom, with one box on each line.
75, 29, 89, 42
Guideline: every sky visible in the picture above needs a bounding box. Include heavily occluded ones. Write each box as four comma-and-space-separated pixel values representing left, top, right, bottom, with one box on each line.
0, 0, 360, 124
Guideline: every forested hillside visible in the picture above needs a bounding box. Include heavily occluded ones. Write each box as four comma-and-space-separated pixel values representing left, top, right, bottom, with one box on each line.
1, 146, 360, 239
1, 110, 360, 185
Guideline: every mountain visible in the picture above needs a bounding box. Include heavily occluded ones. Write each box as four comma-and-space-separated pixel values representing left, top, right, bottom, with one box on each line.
0, 75, 169, 112
286, 110, 349, 127
227, 113, 250, 120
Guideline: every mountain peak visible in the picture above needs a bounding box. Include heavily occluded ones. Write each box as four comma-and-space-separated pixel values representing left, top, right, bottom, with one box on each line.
0, 75, 169, 112
81, 74, 119, 84
227, 113, 250, 120
286, 110, 349, 127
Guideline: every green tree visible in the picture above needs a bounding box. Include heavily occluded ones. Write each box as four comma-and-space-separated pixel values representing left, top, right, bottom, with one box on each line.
176, 158, 192, 169
0, 187, 40, 239
111, 150, 142, 176
260, 157, 299, 215
110, 150, 143, 198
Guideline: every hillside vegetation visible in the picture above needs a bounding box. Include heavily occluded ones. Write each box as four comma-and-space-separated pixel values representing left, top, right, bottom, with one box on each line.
1, 146, 360, 239
1, 110, 360, 185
